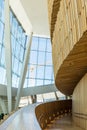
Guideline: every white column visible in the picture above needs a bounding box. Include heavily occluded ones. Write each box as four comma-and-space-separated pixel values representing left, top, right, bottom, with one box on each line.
15, 32, 33, 109
4, 0, 12, 113
0, 98, 7, 114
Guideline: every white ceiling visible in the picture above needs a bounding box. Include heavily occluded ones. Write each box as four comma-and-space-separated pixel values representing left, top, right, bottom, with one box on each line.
20, 0, 50, 37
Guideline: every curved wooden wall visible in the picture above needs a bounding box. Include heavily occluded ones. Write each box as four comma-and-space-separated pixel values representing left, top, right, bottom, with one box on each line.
35, 100, 72, 129
48, 0, 87, 95
0, 100, 72, 130
72, 73, 87, 129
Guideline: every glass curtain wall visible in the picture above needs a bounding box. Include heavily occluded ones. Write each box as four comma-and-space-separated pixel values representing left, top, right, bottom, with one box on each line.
0, 0, 6, 85
0, 0, 27, 87
0, 0, 65, 106
10, 11, 27, 88
0, 0, 54, 88
24, 36, 54, 88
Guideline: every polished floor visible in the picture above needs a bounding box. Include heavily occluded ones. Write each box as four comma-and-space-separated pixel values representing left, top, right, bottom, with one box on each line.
0, 104, 41, 130
0, 105, 83, 130
45, 116, 83, 130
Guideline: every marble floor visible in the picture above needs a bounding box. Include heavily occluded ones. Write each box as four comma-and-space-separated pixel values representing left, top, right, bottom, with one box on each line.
45, 116, 83, 130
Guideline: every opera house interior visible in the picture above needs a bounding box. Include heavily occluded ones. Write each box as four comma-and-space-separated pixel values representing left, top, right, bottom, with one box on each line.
0, 0, 87, 130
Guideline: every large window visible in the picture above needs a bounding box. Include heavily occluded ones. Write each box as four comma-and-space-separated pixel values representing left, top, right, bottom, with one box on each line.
0, 0, 27, 87
0, 0, 6, 85
10, 11, 27, 88
24, 37, 54, 88
0, 0, 54, 88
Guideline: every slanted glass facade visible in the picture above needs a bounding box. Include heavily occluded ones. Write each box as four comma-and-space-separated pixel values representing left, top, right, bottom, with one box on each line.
10, 11, 27, 88
0, 0, 66, 109
0, 0, 27, 87
0, 0, 54, 89
24, 37, 54, 88
0, 0, 6, 85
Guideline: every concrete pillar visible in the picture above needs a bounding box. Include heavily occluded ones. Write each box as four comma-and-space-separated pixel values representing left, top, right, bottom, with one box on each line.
4, 0, 12, 113
15, 32, 33, 109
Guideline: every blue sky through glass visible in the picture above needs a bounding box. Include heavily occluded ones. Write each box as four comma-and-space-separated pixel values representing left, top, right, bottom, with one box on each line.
24, 36, 54, 88
0, 0, 54, 88
11, 11, 27, 88
0, 0, 27, 87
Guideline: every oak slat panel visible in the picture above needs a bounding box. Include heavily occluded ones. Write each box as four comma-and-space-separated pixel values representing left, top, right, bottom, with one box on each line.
47, 0, 87, 95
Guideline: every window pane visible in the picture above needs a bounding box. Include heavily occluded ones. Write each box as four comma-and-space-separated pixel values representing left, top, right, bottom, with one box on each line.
12, 74, 17, 87
12, 18, 18, 36
46, 39, 52, 52
31, 37, 38, 50
38, 52, 45, 65
30, 51, 37, 64
11, 35, 16, 54
36, 79, 43, 86
1, 46, 5, 66
45, 66, 52, 79
46, 52, 52, 65
0, 67, 6, 84
0, 0, 4, 21
29, 65, 36, 79
44, 80, 51, 85
29, 79, 35, 87
20, 46, 24, 62
18, 62, 22, 76
13, 58, 19, 73
0, 21, 4, 43
37, 66, 44, 79
38, 38, 46, 51
14, 19, 18, 37
22, 33, 26, 47
15, 42, 20, 58
17, 26, 22, 42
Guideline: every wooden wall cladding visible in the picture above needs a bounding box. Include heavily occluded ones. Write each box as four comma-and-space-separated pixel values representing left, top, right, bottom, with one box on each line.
48, 0, 87, 95
35, 100, 72, 129
72, 73, 87, 129
47, 0, 61, 39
